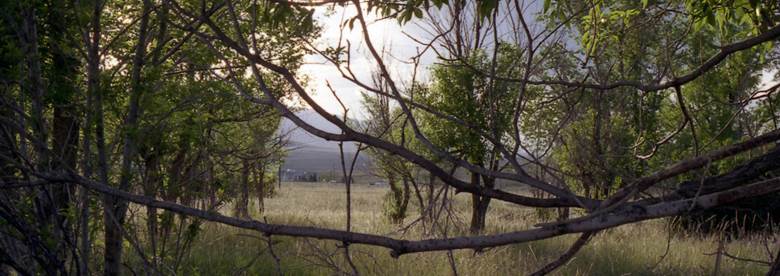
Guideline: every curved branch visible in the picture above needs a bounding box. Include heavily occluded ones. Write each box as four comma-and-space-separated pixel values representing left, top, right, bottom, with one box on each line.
539, 129, 780, 228
463, 25, 780, 92
183, 4, 595, 209
42, 172, 780, 257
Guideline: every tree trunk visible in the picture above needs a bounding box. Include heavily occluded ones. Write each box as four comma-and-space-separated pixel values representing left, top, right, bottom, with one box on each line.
401, 177, 411, 219
48, 0, 81, 258
470, 157, 497, 235
51, 106, 79, 263
21, 5, 65, 273
142, 4, 169, 270
102, 214, 123, 275
257, 164, 266, 215
104, 1, 152, 274
277, 161, 282, 189
143, 155, 161, 273
423, 172, 436, 229
469, 171, 485, 234
80, 1, 103, 274
235, 160, 250, 219
208, 160, 218, 208
22, 1, 47, 170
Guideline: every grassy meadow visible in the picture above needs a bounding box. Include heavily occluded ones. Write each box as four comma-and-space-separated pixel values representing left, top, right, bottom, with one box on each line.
134, 182, 773, 275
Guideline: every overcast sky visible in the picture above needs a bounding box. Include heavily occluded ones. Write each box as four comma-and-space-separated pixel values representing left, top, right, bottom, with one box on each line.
295, 1, 550, 120
297, 6, 438, 119
295, 2, 778, 121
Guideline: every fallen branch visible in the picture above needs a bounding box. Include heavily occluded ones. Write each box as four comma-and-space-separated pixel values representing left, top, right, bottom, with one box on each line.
35, 172, 780, 257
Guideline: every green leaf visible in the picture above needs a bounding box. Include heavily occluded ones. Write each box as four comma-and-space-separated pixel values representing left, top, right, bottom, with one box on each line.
706, 11, 717, 27
715, 11, 725, 30
477, 0, 498, 19
594, 4, 601, 18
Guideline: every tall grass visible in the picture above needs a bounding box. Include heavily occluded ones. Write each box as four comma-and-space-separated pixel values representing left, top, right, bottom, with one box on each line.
136, 183, 773, 275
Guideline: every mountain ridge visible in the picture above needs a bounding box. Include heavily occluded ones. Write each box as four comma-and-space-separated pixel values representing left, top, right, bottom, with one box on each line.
279, 110, 370, 173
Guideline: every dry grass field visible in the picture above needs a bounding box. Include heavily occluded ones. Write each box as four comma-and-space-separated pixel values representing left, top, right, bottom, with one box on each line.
151, 183, 773, 275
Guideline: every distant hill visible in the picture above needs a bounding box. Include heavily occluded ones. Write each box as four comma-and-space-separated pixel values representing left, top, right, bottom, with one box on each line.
283, 147, 371, 172
277, 110, 534, 188
278, 110, 371, 173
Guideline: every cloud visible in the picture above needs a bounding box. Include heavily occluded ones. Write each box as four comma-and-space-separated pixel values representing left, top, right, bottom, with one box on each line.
297, 4, 437, 119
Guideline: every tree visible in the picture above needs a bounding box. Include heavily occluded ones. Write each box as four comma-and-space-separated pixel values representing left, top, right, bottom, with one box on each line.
1, 0, 780, 275
362, 89, 413, 224
419, 48, 520, 233
0, 0, 312, 273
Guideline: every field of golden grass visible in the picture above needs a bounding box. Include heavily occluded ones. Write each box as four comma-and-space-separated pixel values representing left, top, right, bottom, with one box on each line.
167, 182, 772, 275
